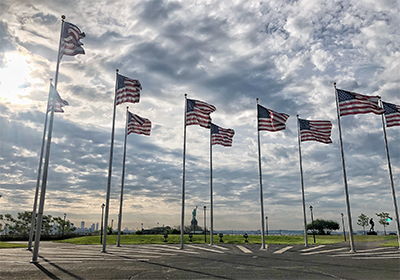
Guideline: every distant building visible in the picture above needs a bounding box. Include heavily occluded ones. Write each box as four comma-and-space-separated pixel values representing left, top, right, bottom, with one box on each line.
122, 227, 134, 234
90, 223, 95, 232
96, 223, 99, 231
81, 221, 85, 229
142, 226, 171, 235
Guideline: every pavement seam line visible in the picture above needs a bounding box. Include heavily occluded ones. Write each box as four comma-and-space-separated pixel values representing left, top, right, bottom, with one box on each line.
236, 245, 253, 253
273, 246, 293, 254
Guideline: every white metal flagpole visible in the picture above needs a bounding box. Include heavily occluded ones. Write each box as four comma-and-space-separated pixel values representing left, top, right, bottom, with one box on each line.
180, 94, 188, 249
117, 107, 129, 247
379, 100, 400, 249
53, 15, 65, 88
256, 98, 266, 250
102, 69, 119, 253
28, 80, 52, 251
333, 82, 356, 253
296, 115, 308, 247
31, 15, 65, 263
31, 83, 56, 263
210, 125, 214, 245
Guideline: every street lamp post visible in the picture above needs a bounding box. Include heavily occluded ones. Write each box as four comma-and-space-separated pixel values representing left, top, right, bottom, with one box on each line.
266, 216, 268, 236
341, 213, 346, 241
111, 219, 114, 231
62, 213, 66, 237
203, 206, 207, 243
309, 206, 315, 243
100, 203, 105, 244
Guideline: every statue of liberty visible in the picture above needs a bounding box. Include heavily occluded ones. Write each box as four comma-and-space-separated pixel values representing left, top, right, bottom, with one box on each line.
192, 206, 198, 221
191, 206, 198, 231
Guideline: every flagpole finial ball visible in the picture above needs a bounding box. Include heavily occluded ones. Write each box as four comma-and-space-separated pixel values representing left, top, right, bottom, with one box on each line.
333, 82, 336, 86
116, 69, 119, 73
256, 98, 259, 101
184, 93, 187, 97
61, 15, 66, 20
50, 78, 53, 82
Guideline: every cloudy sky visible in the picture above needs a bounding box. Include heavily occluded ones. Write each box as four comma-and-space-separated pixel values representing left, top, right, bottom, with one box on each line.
0, 0, 399, 234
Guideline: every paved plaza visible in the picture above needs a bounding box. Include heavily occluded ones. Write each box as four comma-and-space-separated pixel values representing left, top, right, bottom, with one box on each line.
0, 241, 399, 279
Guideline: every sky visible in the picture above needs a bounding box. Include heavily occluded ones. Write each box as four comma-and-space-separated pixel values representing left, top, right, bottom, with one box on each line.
0, 0, 399, 234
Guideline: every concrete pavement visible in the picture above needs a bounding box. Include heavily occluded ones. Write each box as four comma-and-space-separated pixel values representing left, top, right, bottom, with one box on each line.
0, 241, 399, 279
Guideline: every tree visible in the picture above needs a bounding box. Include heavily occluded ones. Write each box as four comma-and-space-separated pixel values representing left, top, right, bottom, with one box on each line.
13, 211, 33, 236
1, 213, 16, 235
14, 211, 53, 236
307, 219, 339, 235
107, 226, 113, 235
357, 213, 369, 235
0, 211, 66, 237
53, 217, 76, 235
170, 228, 180, 234
375, 212, 392, 235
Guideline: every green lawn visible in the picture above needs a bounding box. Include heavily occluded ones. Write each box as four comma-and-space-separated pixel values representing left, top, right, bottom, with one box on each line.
1, 234, 397, 248
0, 241, 28, 249
54, 234, 399, 247
379, 239, 400, 247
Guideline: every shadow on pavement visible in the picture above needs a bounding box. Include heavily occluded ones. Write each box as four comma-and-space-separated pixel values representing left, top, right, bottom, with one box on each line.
32, 263, 60, 280
106, 251, 234, 280
34, 255, 85, 280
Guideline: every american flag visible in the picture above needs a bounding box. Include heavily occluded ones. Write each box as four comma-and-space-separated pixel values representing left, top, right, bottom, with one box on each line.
257, 104, 289, 132
299, 119, 332, 144
116, 73, 142, 105
47, 84, 69, 113
186, 99, 216, 128
211, 123, 235, 146
336, 88, 384, 116
382, 101, 400, 127
127, 112, 151, 136
59, 22, 85, 60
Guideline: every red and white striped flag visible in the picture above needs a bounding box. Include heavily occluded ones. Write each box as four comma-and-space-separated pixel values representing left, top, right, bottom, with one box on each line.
257, 104, 289, 132
382, 101, 400, 127
211, 123, 235, 146
127, 112, 151, 136
116, 73, 141, 105
299, 119, 332, 144
59, 22, 85, 60
47, 84, 69, 113
336, 88, 384, 116
186, 99, 216, 129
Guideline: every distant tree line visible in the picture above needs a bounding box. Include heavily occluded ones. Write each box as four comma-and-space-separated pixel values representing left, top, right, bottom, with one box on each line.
357, 212, 393, 235
306, 219, 339, 235
134, 225, 204, 235
304, 211, 394, 236
0, 211, 76, 241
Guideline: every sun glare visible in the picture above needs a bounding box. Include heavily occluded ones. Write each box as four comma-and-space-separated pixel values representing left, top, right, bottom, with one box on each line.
0, 52, 34, 105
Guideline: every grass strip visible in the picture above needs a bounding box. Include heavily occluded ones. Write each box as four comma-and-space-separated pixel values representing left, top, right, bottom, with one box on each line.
0, 241, 28, 249
54, 234, 398, 246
